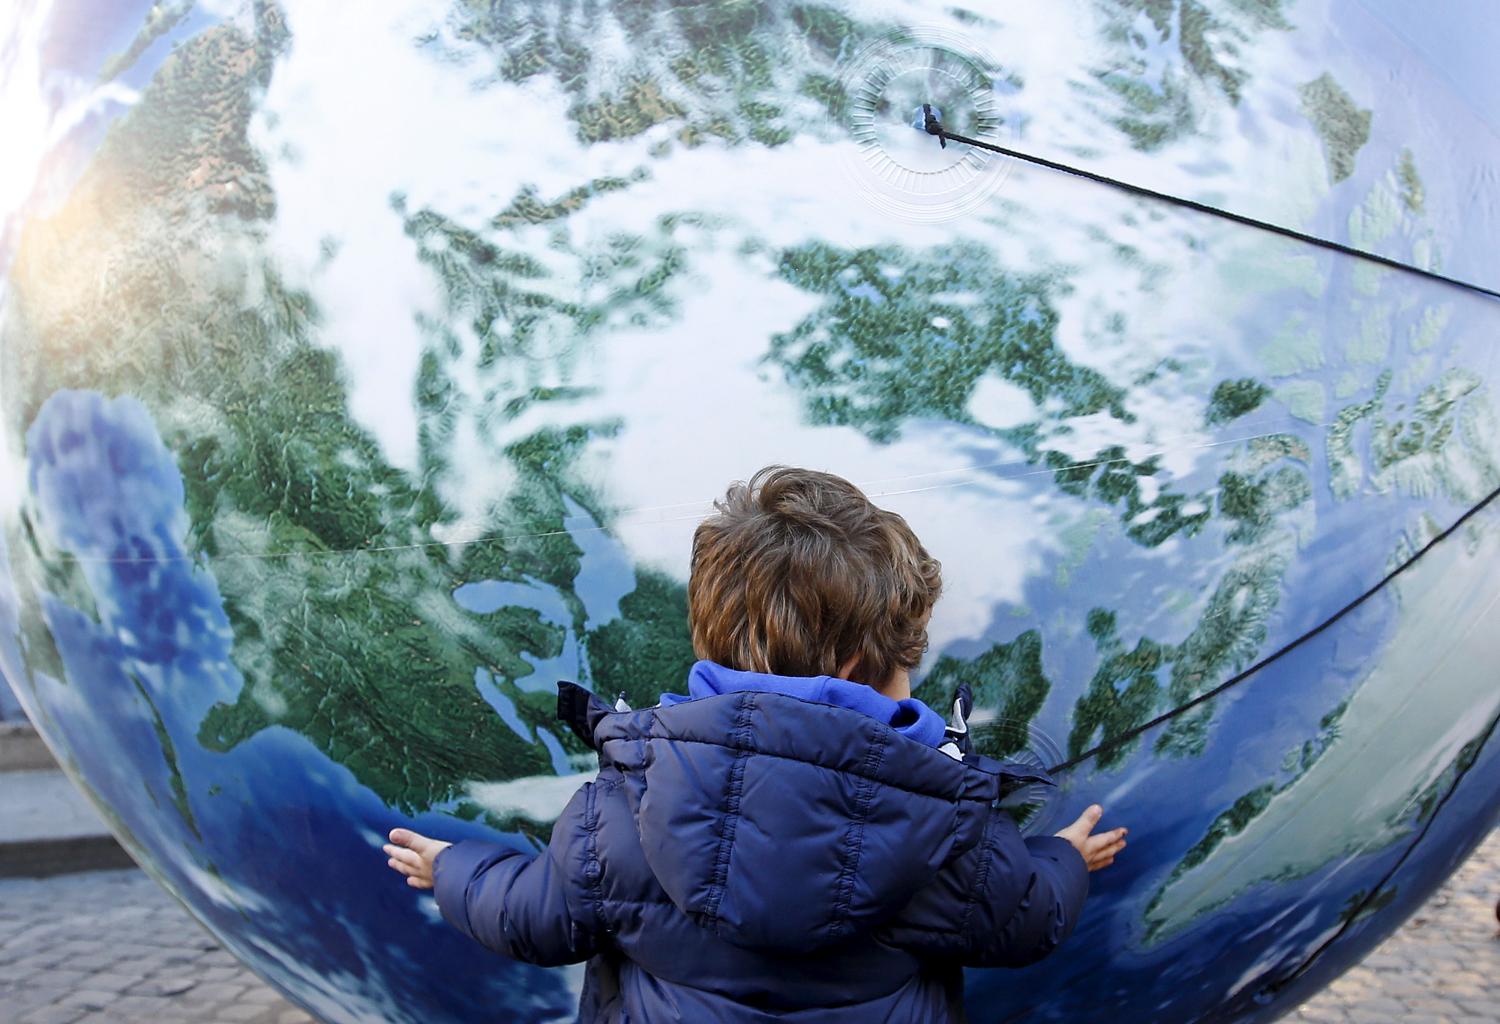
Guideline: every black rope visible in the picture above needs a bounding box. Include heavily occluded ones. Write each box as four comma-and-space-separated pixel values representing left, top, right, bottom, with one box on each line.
909, 104, 1500, 765
1007, 475, 1500, 1023
1258, 700, 1500, 999
918, 107, 1500, 303
918, 105, 1500, 1017
997, 704, 1500, 1024
1045, 479, 1500, 775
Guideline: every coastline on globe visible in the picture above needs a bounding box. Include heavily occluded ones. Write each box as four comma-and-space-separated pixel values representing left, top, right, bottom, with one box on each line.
1, 1, 1498, 1022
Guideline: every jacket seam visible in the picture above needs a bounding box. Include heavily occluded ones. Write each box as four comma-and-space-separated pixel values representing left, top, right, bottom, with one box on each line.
595, 896, 680, 908
704, 692, 756, 928
995, 859, 1048, 953
827, 728, 888, 939
592, 692, 1013, 776
958, 806, 1000, 950
583, 777, 610, 934
613, 958, 930, 1012
599, 735, 972, 802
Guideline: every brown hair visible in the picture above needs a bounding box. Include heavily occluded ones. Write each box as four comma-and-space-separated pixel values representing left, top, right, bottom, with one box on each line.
688, 465, 942, 688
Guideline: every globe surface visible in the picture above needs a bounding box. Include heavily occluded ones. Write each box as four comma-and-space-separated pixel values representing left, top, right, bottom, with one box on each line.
2, 1, 1499, 1021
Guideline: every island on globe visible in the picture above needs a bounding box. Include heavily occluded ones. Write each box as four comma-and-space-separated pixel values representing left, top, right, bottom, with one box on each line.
1, 1, 1498, 1021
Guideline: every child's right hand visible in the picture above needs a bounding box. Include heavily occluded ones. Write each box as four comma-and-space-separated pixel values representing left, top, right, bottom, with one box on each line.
1054, 804, 1127, 871
384, 827, 452, 890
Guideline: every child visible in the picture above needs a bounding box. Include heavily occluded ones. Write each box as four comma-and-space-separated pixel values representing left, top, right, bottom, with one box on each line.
385, 465, 1127, 1022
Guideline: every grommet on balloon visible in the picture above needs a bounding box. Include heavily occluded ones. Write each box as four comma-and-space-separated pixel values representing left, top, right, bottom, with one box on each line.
832, 25, 1019, 222
984, 718, 1067, 838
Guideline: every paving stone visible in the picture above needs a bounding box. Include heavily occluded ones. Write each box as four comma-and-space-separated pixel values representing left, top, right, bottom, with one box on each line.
105, 994, 170, 1016
64, 952, 121, 972
126, 976, 199, 997
17, 966, 91, 991
6, 987, 70, 1016
1353, 996, 1410, 1017
17, 1006, 88, 1024
186, 981, 250, 1002
1402, 995, 1467, 1014
79, 969, 141, 993
55, 989, 124, 1012
1452, 997, 1499, 1018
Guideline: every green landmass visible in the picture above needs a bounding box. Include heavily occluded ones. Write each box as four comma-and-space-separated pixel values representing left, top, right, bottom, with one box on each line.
765, 238, 1221, 552
1146, 348, 1500, 932
1067, 610, 1166, 769
1091, 0, 1293, 150
0, 8, 695, 814
1143, 699, 1347, 937
1205, 377, 1270, 425
1326, 369, 1495, 504
1218, 466, 1310, 545
764, 233, 1318, 763
1247, 433, 1310, 470
1054, 509, 1112, 588
1175, 782, 1277, 875
918, 630, 1051, 757
584, 569, 698, 711
130, 672, 201, 842
1064, 515, 1297, 766
449, 0, 892, 149
1299, 72, 1371, 184
1063, 431, 1314, 765
1396, 149, 1425, 213
768, 239, 1121, 438
490, 172, 645, 230
1408, 728, 1490, 825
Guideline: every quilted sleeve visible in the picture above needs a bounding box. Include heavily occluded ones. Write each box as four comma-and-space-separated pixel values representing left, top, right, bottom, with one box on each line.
878, 804, 1089, 968
432, 778, 605, 966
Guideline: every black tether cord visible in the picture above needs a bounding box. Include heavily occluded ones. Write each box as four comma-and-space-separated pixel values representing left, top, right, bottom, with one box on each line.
1044, 480, 1500, 775
1259, 700, 1500, 998
919, 105, 1500, 1013
915, 95, 1500, 773
919, 108, 1500, 303
1007, 473, 1500, 1024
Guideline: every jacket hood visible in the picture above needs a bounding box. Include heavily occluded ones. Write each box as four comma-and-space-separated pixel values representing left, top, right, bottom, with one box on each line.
659, 660, 949, 747
558, 672, 1053, 955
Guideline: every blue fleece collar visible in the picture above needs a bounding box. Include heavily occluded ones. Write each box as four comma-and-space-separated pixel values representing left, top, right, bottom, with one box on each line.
659, 660, 947, 748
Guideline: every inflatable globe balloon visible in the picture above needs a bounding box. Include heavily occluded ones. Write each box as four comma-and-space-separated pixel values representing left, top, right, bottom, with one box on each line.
3, 2, 1499, 1021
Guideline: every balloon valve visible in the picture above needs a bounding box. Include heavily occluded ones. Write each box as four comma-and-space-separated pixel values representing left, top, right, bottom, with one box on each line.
913, 103, 947, 148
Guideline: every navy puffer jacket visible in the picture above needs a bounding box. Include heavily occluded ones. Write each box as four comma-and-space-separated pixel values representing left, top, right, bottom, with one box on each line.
433, 663, 1089, 1022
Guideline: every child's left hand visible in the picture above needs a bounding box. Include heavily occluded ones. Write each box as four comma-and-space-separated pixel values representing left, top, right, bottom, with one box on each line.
384, 828, 452, 890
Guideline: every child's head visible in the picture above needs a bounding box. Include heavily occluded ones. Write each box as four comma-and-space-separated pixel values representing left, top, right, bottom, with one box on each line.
688, 465, 942, 688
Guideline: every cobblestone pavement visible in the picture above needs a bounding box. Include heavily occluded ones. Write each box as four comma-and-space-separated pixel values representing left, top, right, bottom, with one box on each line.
1, 832, 1496, 1023
1291, 828, 1500, 1024
0, 869, 312, 1024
